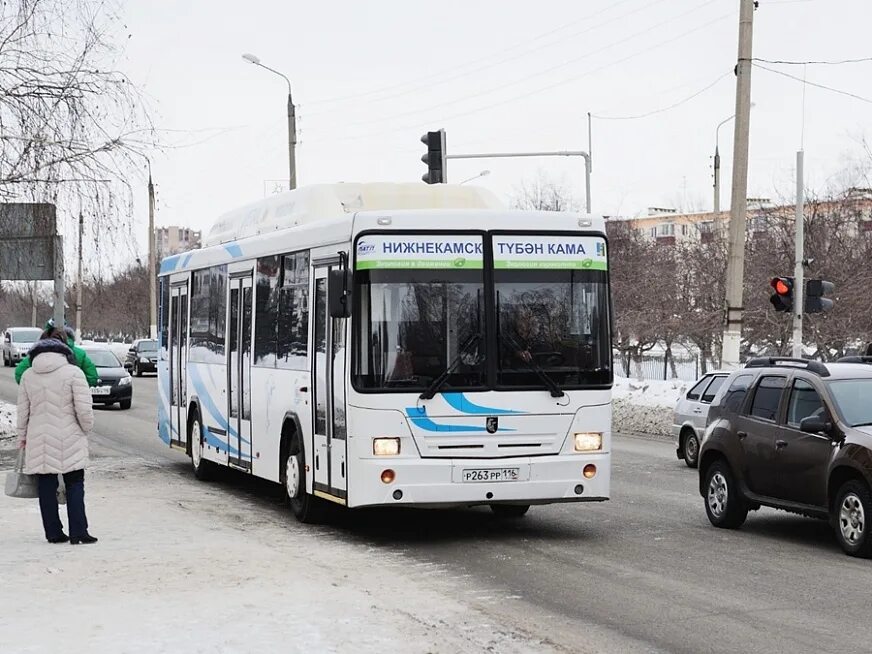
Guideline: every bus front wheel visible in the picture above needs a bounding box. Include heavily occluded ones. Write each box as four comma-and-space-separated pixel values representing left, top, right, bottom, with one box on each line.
284, 439, 327, 524
189, 412, 216, 481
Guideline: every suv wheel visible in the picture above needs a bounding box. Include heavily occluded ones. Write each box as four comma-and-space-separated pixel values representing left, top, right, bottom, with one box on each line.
682, 429, 700, 469
704, 460, 748, 529
834, 480, 872, 558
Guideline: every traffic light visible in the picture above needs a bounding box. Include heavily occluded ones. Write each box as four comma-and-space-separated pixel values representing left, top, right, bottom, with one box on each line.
804, 279, 834, 314
421, 129, 447, 184
770, 276, 793, 312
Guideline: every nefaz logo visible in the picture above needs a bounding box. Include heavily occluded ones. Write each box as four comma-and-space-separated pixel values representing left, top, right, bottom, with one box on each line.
486, 417, 498, 434
357, 241, 375, 255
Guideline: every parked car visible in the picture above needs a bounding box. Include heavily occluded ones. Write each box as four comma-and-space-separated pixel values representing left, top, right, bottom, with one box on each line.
2, 327, 44, 367
84, 347, 133, 410
698, 356, 872, 557
673, 372, 729, 468
125, 339, 158, 376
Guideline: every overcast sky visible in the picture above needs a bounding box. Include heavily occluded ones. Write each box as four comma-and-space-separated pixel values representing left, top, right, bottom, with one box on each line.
120, 0, 872, 245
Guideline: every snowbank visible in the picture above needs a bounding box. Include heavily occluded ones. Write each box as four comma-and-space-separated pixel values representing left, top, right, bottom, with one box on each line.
0, 400, 16, 445
612, 375, 688, 439
0, 456, 559, 653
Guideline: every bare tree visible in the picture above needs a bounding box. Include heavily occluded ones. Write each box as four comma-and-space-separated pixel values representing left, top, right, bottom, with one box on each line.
0, 0, 154, 265
511, 172, 580, 212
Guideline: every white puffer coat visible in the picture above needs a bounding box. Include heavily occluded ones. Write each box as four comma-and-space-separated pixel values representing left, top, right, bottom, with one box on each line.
17, 350, 95, 474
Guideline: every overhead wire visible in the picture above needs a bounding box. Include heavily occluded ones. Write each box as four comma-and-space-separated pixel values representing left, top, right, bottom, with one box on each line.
303, 0, 723, 135
306, 9, 734, 145
753, 63, 872, 105
592, 70, 732, 120
302, 0, 671, 118
754, 56, 872, 65
300, 0, 643, 108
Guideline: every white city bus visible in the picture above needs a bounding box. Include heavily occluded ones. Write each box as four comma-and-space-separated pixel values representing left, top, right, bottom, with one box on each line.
157, 183, 612, 522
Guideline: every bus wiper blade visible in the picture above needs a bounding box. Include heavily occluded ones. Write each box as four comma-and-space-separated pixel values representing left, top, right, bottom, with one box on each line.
501, 334, 565, 398
419, 334, 481, 401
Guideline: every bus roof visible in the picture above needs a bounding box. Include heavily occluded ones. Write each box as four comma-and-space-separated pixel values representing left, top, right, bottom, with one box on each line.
203, 182, 504, 247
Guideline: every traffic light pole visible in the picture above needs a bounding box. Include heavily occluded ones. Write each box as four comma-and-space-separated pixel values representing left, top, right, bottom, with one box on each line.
445, 151, 592, 214
792, 150, 805, 359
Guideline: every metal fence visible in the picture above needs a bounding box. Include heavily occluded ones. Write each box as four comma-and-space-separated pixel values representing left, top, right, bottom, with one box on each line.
614, 353, 708, 382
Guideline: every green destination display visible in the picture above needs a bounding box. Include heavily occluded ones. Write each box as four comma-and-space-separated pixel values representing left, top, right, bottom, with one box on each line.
492, 235, 607, 270
355, 235, 483, 270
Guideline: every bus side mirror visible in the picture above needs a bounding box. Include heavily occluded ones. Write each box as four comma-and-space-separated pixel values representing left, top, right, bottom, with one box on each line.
329, 268, 351, 318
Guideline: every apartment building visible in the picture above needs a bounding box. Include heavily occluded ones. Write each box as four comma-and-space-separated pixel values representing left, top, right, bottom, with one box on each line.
155, 226, 201, 260
608, 188, 872, 245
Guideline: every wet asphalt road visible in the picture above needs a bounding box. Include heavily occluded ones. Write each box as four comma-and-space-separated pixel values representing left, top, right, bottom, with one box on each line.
1, 367, 869, 653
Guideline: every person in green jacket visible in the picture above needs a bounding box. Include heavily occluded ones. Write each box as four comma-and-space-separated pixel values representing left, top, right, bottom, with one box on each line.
15, 325, 98, 387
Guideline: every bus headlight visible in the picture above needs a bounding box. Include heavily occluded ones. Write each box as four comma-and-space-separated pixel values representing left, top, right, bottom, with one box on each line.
574, 432, 602, 452
373, 437, 401, 456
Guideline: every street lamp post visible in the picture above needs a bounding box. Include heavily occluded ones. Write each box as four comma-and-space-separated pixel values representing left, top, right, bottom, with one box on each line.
242, 53, 297, 190
713, 103, 755, 215
459, 170, 491, 185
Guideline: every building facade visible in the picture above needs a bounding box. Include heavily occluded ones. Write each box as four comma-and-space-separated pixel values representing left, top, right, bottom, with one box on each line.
155, 226, 201, 261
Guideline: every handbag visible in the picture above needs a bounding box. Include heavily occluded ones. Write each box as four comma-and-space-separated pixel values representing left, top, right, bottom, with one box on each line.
4, 449, 39, 499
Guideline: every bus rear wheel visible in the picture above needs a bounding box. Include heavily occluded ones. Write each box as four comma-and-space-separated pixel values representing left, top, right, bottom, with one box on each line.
490, 504, 530, 518
284, 440, 327, 524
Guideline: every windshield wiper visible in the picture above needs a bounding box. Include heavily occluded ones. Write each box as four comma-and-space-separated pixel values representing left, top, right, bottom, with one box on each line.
852, 422, 872, 428
500, 334, 565, 398
419, 333, 482, 400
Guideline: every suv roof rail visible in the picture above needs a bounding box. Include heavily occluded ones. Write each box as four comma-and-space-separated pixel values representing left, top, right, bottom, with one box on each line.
744, 357, 831, 377
837, 356, 872, 364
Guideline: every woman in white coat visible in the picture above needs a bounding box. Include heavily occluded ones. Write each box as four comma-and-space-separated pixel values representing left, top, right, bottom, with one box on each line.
17, 328, 97, 544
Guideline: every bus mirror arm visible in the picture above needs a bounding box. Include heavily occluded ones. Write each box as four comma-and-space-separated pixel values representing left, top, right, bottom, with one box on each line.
328, 253, 351, 318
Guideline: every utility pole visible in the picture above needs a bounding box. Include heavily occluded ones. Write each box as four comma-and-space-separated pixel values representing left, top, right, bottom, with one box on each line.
76, 212, 84, 342
30, 283, 37, 327
287, 91, 297, 190
148, 168, 157, 339
720, 0, 755, 368
792, 150, 805, 358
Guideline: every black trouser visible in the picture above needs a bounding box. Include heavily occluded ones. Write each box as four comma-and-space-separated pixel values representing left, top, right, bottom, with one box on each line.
37, 469, 88, 540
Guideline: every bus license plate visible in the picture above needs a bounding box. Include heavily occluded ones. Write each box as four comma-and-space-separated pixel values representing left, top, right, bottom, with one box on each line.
462, 468, 520, 483
91, 386, 111, 395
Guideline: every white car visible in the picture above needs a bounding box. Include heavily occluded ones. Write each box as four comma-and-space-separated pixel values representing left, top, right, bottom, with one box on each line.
2, 327, 43, 367
673, 372, 729, 468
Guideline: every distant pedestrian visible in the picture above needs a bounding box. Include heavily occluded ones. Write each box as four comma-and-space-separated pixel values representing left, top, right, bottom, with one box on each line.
16, 328, 97, 545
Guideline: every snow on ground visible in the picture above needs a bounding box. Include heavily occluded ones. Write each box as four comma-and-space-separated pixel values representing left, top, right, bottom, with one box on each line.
612, 375, 688, 439
0, 400, 16, 444
0, 453, 562, 654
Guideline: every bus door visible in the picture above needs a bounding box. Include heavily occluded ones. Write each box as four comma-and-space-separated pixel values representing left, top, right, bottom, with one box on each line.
168, 282, 189, 449
227, 273, 253, 470
311, 261, 348, 501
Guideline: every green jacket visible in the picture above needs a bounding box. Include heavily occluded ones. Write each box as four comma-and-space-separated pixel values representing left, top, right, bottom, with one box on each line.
15, 339, 99, 387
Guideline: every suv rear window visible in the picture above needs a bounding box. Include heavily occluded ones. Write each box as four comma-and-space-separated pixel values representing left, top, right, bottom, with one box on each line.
687, 376, 711, 401
749, 376, 786, 422
723, 374, 754, 413
702, 376, 726, 403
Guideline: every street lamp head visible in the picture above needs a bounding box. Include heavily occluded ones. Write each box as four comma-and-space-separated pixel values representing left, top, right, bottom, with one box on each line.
242, 53, 261, 65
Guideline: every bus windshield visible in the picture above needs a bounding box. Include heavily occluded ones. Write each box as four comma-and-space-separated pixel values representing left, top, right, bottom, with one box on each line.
354, 268, 485, 391
495, 268, 610, 388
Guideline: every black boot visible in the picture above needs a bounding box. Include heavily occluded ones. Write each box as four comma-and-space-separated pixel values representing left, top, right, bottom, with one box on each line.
70, 534, 98, 545
47, 534, 69, 544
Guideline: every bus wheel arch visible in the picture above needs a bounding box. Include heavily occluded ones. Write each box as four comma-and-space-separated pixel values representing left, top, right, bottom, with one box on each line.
187, 402, 215, 481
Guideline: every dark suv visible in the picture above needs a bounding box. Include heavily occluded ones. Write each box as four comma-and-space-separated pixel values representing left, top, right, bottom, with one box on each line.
698, 357, 872, 557
125, 339, 158, 376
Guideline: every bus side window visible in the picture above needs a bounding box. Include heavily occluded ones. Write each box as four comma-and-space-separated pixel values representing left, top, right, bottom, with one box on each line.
254, 255, 280, 367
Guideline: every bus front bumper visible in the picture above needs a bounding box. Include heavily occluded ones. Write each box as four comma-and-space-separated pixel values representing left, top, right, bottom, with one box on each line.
348, 452, 610, 509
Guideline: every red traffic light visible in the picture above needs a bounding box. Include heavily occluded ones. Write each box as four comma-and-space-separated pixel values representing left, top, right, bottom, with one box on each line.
771, 277, 792, 296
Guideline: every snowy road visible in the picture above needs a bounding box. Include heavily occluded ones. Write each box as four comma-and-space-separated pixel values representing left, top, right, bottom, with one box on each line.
2, 367, 871, 653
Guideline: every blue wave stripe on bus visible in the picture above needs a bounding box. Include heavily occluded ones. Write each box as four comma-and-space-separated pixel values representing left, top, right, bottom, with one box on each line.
441, 392, 525, 415
203, 428, 242, 457
223, 243, 243, 258
180, 253, 193, 269
187, 364, 250, 445
405, 406, 514, 433
160, 256, 180, 274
